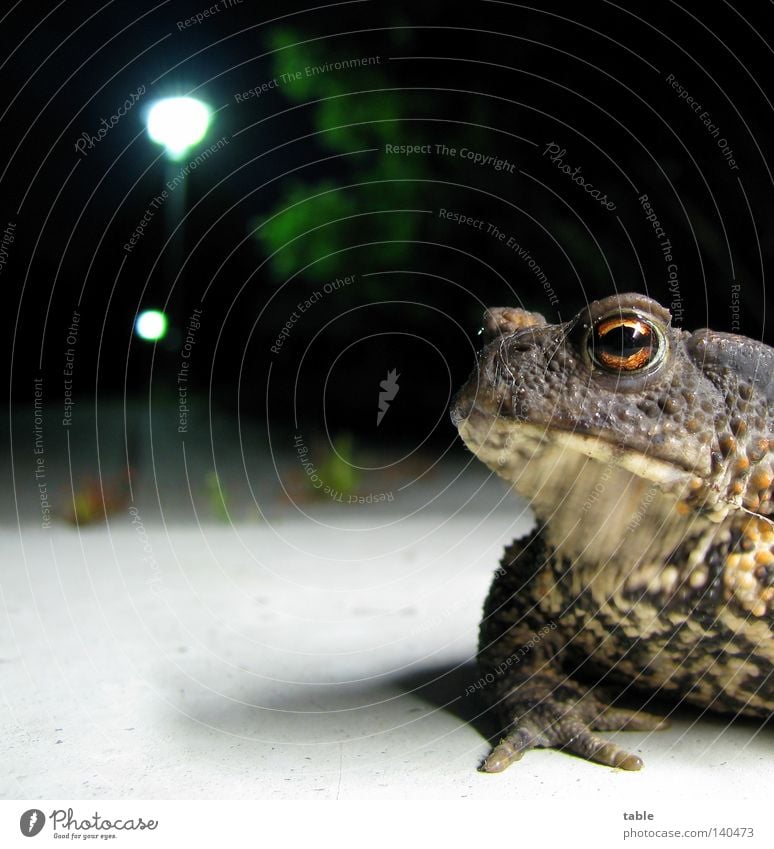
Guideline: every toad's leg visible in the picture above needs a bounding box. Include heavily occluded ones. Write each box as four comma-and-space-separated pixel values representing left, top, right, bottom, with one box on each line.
477, 531, 668, 772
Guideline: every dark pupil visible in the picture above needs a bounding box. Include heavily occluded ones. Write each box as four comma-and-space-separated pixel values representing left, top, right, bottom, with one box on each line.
597, 324, 649, 357
588, 317, 658, 371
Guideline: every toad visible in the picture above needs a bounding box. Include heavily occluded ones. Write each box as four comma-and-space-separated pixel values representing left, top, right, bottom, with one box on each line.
451, 293, 773, 771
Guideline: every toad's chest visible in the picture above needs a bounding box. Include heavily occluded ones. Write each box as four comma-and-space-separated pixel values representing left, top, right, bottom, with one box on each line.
532, 512, 774, 716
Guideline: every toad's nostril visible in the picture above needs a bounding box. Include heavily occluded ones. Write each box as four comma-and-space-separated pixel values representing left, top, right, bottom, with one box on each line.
450, 389, 474, 426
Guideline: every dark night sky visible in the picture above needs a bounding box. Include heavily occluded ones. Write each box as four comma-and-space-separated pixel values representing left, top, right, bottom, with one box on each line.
2, 0, 773, 445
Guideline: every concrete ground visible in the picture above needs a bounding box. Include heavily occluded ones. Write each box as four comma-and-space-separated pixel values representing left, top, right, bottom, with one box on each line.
1, 509, 771, 801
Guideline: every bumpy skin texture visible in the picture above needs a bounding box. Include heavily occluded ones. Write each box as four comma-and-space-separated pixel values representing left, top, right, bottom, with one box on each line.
451, 293, 773, 771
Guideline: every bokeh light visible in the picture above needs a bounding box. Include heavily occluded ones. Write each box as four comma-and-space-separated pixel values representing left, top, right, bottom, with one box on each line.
135, 309, 168, 341
145, 96, 210, 159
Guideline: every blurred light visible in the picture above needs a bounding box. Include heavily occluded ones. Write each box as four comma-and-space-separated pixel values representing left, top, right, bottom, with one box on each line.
135, 310, 168, 341
145, 97, 210, 159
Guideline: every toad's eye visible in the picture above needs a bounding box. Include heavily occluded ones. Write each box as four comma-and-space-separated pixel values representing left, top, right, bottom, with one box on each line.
587, 313, 665, 372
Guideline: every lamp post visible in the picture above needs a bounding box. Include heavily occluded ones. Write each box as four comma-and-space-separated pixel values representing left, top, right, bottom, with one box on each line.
139, 97, 211, 346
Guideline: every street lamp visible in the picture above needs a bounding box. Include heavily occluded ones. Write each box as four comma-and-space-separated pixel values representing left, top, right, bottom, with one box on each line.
145, 96, 211, 160
135, 309, 169, 341
142, 96, 212, 354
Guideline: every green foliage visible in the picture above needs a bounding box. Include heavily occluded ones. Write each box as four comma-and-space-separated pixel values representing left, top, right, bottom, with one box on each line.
257, 179, 424, 279
316, 433, 359, 496
258, 181, 358, 280
204, 471, 230, 521
256, 28, 440, 281
269, 28, 390, 105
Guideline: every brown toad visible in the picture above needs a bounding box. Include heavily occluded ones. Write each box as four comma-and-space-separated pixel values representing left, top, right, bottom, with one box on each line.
451, 293, 773, 771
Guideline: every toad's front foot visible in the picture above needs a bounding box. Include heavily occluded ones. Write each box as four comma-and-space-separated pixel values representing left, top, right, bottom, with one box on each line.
481, 675, 669, 773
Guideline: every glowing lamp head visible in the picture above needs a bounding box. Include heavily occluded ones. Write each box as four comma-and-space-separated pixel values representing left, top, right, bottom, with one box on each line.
145, 97, 211, 159
135, 310, 168, 341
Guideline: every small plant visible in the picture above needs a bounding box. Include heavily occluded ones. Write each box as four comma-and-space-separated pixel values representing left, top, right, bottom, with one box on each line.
204, 471, 230, 521
64, 475, 128, 525
316, 433, 359, 496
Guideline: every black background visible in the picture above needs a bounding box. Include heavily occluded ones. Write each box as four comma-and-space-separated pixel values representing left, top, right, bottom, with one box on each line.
2, 0, 772, 450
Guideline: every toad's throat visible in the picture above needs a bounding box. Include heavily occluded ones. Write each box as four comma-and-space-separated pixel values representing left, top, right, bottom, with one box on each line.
457, 414, 717, 567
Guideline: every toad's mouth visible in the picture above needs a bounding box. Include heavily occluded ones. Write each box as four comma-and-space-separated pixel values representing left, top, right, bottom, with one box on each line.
456, 407, 723, 565
455, 405, 702, 492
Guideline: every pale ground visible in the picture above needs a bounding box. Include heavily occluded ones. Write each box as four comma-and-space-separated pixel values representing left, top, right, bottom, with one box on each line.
1, 508, 771, 801
0, 401, 770, 799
